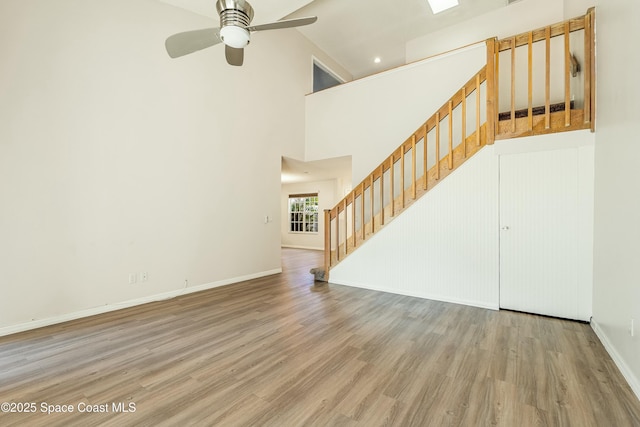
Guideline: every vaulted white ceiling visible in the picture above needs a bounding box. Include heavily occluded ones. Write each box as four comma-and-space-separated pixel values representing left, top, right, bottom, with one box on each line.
158, 0, 509, 78
157, 0, 510, 183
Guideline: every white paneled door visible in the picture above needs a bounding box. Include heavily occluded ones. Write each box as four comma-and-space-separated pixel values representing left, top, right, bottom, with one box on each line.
499, 148, 581, 320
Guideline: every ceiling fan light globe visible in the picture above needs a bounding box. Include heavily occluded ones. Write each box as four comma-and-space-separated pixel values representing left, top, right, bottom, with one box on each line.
220, 26, 250, 49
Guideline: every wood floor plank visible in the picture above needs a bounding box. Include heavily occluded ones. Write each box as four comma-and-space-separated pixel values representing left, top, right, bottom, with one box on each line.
1, 248, 639, 426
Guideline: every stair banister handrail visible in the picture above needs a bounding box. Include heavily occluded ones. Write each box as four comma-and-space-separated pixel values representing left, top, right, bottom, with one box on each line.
323, 60, 491, 277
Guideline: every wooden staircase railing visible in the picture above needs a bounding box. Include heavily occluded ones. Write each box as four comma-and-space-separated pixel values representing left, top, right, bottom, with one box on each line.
322, 9, 595, 278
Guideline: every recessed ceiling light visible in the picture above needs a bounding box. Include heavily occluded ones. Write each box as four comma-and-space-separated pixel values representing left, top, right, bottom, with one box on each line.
427, 0, 459, 14
374, 57, 381, 64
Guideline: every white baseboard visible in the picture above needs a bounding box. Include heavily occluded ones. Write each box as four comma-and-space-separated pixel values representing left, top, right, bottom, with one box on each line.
329, 278, 499, 311
591, 320, 640, 401
281, 245, 323, 251
0, 268, 282, 338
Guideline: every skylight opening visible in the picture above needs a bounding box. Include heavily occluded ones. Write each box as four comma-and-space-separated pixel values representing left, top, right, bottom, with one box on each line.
427, 0, 459, 14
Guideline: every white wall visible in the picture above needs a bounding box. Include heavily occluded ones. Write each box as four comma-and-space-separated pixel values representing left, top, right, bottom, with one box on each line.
0, 0, 324, 334
592, 0, 640, 399
305, 43, 486, 185
330, 148, 500, 310
564, 0, 595, 18
281, 179, 343, 250
406, 0, 564, 63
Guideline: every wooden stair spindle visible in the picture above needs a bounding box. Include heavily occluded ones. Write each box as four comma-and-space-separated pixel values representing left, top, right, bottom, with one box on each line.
476, 73, 481, 146
400, 146, 405, 208
411, 135, 417, 199
462, 87, 467, 157
528, 31, 533, 132
545, 26, 551, 129
423, 125, 429, 189
486, 38, 496, 145
360, 182, 365, 241
448, 101, 453, 170
510, 36, 516, 134
435, 112, 441, 179
564, 20, 571, 127
351, 192, 356, 249
336, 206, 341, 261
379, 164, 385, 226
389, 155, 394, 218
370, 174, 374, 233
343, 198, 348, 254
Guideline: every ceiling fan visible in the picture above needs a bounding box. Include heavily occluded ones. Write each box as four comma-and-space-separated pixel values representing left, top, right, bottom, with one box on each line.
165, 0, 317, 66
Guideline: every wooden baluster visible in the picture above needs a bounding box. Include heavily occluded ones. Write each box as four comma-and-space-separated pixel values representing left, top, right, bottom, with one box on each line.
564, 21, 571, 127
545, 26, 551, 129
351, 193, 356, 249
344, 195, 356, 255
528, 31, 533, 132
360, 182, 365, 241
476, 74, 481, 146
324, 209, 331, 271
423, 124, 428, 190
343, 198, 348, 254
510, 36, 516, 133
494, 40, 500, 129
584, 11, 592, 125
436, 113, 441, 179
462, 87, 467, 157
335, 207, 340, 262
448, 101, 453, 169
486, 38, 496, 145
400, 145, 405, 207
389, 156, 394, 218
370, 174, 374, 233
379, 164, 384, 226
411, 135, 417, 199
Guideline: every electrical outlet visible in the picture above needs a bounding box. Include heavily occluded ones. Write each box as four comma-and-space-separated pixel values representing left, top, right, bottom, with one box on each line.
140, 272, 148, 282
129, 273, 137, 284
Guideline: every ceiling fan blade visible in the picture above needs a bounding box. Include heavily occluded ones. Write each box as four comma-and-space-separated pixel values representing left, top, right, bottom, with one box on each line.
165, 28, 222, 58
225, 45, 244, 66
246, 16, 317, 32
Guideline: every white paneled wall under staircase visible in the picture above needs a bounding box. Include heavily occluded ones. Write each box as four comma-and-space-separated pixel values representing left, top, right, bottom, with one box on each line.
329, 131, 594, 320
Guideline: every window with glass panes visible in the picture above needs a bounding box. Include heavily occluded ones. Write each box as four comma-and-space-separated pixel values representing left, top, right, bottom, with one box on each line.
288, 193, 319, 233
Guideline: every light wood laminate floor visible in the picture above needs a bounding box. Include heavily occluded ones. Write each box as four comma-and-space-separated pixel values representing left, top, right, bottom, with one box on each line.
1, 248, 639, 426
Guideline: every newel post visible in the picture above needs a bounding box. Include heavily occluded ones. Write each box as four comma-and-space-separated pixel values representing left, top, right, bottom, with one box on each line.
323, 209, 331, 279
485, 37, 497, 145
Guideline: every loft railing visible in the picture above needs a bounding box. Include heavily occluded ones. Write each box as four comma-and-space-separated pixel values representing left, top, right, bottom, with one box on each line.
322, 9, 595, 277
493, 8, 595, 139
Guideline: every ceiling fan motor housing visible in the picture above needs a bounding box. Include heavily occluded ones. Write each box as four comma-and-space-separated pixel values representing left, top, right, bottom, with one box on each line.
216, 0, 254, 48
216, 0, 254, 27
